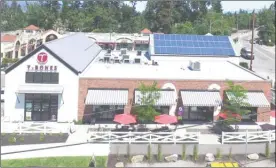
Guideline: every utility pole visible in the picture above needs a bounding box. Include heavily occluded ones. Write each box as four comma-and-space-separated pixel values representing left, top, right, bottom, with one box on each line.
236, 13, 239, 31
250, 10, 255, 71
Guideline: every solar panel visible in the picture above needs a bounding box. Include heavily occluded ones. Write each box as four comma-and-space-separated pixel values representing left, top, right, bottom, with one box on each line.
153, 34, 235, 56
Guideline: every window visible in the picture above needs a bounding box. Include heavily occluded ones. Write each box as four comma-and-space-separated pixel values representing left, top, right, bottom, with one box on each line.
42, 73, 51, 83
25, 72, 59, 84
33, 72, 43, 83
181, 106, 214, 121
25, 72, 34, 83
155, 106, 169, 114
241, 107, 257, 121
50, 73, 59, 84
92, 105, 124, 122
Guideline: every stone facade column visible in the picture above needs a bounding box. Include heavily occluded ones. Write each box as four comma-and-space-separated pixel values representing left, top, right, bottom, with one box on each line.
213, 106, 222, 121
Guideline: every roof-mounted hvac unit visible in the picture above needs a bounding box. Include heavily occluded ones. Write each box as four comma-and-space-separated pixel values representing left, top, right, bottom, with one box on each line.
104, 52, 111, 57
189, 61, 200, 71
120, 48, 127, 55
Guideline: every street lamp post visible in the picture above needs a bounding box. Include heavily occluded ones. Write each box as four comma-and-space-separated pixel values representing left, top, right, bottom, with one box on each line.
250, 10, 256, 71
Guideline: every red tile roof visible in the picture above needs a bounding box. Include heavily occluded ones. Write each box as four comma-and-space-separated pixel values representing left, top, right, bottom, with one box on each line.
24, 25, 40, 31
1, 34, 17, 42
141, 28, 152, 34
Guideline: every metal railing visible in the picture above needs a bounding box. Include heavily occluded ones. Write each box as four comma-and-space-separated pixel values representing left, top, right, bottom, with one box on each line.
222, 130, 275, 144
1, 122, 71, 134
87, 131, 200, 144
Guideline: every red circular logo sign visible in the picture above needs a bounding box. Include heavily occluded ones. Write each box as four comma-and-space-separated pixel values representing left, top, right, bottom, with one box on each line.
37, 52, 48, 64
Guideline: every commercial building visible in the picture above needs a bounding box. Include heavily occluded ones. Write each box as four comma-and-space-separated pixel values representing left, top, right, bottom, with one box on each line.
4, 33, 101, 122
79, 59, 271, 123
1, 25, 61, 59
3, 33, 272, 123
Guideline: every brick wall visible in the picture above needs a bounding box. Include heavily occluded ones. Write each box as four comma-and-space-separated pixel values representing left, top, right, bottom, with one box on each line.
257, 107, 271, 122
78, 78, 271, 121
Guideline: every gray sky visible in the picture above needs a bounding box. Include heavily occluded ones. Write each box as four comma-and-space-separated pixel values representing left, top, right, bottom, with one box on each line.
128, 1, 274, 13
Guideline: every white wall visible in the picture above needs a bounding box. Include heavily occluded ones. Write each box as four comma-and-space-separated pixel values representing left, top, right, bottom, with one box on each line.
1, 42, 15, 54
4, 49, 79, 122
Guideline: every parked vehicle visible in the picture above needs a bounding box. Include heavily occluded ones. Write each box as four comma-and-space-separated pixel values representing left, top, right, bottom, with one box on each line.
240, 47, 254, 60
250, 39, 256, 44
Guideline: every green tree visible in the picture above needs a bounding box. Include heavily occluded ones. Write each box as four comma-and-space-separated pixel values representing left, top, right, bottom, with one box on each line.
223, 81, 251, 131
172, 22, 195, 34
212, 1, 223, 13
0, 0, 26, 31
133, 81, 161, 123
257, 6, 275, 45
144, 1, 174, 33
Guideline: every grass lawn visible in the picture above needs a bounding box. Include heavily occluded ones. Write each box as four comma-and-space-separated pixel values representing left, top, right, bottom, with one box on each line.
1, 156, 108, 167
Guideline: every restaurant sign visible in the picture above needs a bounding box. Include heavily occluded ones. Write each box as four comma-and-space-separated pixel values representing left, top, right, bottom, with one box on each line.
27, 52, 57, 72
27, 65, 57, 72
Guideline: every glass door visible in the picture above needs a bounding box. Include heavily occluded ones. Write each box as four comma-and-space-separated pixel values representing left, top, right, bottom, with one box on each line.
41, 94, 50, 121
32, 97, 42, 121
25, 94, 52, 121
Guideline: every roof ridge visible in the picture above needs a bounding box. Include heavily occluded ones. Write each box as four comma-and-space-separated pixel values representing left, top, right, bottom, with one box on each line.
44, 32, 84, 45
226, 61, 267, 80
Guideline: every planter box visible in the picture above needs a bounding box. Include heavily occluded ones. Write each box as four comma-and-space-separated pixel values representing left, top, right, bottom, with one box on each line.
1, 133, 69, 146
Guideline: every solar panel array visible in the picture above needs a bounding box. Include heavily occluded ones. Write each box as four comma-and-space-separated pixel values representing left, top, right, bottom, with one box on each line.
153, 34, 235, 56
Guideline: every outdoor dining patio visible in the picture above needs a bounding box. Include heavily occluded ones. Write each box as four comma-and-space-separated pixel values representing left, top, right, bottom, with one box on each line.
88, 113, 178, 133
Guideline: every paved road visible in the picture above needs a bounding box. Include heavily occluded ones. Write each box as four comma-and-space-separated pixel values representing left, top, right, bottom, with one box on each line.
238, 31, 275, 81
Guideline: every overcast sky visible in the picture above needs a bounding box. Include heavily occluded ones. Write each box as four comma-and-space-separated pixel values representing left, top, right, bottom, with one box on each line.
130, 1, 274, 13
15, 1, 275, 13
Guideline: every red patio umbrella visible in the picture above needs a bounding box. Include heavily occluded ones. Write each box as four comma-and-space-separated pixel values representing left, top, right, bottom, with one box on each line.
154, 114, 178, 124
218, 112, 241, 119
113, 114, 136, 125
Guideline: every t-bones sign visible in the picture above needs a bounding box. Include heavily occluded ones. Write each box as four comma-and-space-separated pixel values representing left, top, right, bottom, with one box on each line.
27, 52, 57, 72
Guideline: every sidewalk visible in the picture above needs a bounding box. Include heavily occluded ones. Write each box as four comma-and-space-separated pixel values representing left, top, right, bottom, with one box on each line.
1, 143, 110, 160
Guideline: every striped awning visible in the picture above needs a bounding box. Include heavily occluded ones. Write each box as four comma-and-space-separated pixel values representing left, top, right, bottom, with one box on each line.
16, 84, 63, 94
134, 90, 176, 106
226, 91, 270, 107
85, 89, 128, 105
180, 90, 222, 106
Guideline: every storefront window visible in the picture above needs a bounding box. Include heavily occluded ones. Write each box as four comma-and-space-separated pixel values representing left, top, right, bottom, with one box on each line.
155, 106, 169, 114
181, 106, 214, 121
25, 72, 59, 84
241, 107, 257, 121
24, 94, 58, 121
92, 105, 124, 122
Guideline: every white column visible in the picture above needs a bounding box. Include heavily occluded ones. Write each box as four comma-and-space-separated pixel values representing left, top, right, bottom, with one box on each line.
213, 106, 221, 116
